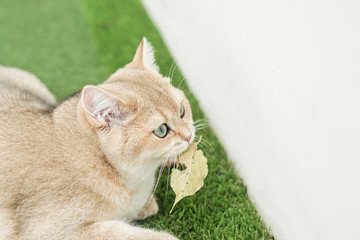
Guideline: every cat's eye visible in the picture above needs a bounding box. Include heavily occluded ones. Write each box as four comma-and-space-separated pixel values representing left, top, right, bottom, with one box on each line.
153, 124, 168, 138
180, 103, 185, 118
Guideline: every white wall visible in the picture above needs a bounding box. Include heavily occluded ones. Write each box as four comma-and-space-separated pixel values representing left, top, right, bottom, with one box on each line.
141, 0, 360, 239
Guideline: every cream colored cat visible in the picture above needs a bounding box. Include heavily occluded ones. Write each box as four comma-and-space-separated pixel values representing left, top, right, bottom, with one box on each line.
0, 38, 194, 239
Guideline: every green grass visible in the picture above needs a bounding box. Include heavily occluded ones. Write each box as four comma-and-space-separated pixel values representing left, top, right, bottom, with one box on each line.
0, 0, 273, 239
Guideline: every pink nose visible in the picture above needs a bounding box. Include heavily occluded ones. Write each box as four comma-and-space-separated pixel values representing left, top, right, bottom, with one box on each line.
185, 134, 192, 143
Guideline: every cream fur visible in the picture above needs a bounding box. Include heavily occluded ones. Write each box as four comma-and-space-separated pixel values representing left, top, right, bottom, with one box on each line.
0, 39, 194, 239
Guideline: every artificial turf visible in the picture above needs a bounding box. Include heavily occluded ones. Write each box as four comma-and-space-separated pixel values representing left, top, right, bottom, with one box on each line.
0, 0, 273, 239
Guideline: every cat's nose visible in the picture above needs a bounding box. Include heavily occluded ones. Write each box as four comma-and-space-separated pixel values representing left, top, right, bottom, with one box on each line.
185, 133, 192, 144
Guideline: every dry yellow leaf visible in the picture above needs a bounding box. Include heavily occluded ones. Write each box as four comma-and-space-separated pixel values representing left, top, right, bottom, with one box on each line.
169, 137, 208, 213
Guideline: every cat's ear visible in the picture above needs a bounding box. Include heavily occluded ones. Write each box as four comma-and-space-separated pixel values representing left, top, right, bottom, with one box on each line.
81, 85, 128, 128
129, 37, 160, 72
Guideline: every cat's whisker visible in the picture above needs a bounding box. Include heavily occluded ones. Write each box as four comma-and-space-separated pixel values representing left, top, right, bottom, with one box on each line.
168, 62, 175, 78
195, 128, 209, 134
198, 139, 214, 154
194, 119, 209, 124
183, 90, 191, 98
170, 64, 177, 84
164, 163, 171, 206
168, 62, 176, 85
194, 121, 209, 126
194, 134, 202, 141
135, 157, 166, 185
195, 127, 209, 132
194, 121, 207, 125
194, 120, 209, 125
164, 155, 177, 205
193, 134, 214, 154
177, 77, 186, 89
195, 123, 209, 129
195, 129, 208, 133
194, 121, 210, 130
144, 164, 165, 210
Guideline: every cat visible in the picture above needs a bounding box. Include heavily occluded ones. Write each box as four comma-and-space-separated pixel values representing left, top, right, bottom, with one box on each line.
0, 38, 195, 239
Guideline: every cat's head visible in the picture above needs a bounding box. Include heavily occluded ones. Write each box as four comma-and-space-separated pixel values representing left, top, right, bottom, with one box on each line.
80, 38, 194, 168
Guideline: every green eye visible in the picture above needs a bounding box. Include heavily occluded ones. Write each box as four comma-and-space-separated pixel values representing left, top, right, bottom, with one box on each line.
153, 124, 168, 138
180, 103, 185, 118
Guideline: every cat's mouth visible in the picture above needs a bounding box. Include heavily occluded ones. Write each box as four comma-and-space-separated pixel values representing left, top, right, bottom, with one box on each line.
161, 141, 193, 167
160, 128, 195, 167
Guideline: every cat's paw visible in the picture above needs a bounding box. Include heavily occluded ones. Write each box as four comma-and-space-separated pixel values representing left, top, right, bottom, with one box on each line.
137, 197, 158, 220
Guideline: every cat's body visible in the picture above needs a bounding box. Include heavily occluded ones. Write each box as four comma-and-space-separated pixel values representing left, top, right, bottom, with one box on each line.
0, 39, 193, 239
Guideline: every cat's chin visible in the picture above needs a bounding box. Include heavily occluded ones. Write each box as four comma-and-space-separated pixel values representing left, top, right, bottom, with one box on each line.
161, 142, 191, 167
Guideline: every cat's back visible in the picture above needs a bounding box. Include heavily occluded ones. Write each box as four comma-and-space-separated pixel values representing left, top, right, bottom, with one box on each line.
0, 65, 57, 167
0, 66, 60, 200
0, 65, 58, 167
0, 104, 56, 191
0, 66, 56, 111
0, 109, 89, 239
